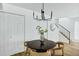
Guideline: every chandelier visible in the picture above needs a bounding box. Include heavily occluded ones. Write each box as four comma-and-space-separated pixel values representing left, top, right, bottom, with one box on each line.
33, 3, 53, 21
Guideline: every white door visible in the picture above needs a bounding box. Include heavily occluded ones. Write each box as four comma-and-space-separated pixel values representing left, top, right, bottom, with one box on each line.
0, 12, 25, 55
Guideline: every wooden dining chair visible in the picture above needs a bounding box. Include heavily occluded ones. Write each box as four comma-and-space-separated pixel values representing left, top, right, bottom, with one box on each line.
51, 42, 64, 56
24, 41, 31, 56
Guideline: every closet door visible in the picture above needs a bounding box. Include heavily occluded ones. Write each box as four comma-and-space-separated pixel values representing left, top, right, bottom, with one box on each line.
0, 12, 25, 55
0, 12, 5, 55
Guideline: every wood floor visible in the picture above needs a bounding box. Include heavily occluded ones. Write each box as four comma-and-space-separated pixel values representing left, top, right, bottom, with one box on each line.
12, 42, 79, 56
64, 42, 79, 56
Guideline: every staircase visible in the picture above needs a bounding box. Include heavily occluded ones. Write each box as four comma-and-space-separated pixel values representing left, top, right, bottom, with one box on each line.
51, 23, 79, 55
55, 24, 71, 44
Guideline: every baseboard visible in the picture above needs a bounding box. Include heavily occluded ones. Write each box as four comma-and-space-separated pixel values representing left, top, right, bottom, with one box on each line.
71, 39, 79, 43
11, 51, 25, 56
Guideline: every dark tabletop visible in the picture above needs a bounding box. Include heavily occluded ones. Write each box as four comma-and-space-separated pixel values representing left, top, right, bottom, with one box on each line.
25, 39, 56, 52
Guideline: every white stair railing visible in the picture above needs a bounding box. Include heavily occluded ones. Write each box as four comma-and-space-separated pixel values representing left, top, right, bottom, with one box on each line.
55, 24, 70, 44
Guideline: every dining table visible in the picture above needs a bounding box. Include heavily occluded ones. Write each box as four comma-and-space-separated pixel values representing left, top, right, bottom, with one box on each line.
24, 39, 56, 55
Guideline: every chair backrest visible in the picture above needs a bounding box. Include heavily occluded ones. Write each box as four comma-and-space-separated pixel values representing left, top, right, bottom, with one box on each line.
56, 42, 64, 48
24, 41, 28, 46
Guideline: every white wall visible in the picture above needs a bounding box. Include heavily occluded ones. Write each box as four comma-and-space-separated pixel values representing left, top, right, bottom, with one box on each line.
0, 3, 3, 10
74, 21, 79, 41
48, 19, 59, 42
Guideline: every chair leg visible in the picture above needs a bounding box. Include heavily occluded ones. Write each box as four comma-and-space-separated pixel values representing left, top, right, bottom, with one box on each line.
25, 47, 30, 56
24, 47, 28, 56
51, 50, 55, 56
62, 48, 64, 56
47, 50, 52, 56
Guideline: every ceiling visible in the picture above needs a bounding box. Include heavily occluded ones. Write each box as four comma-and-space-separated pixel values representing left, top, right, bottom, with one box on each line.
10, 3, 42, 12
9, 3, 79, 18
10, 3, 56, 14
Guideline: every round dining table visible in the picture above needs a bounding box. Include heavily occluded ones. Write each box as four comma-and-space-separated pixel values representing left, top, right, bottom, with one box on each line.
25, 39, 56, 52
